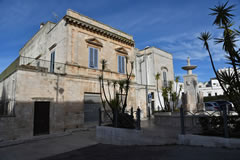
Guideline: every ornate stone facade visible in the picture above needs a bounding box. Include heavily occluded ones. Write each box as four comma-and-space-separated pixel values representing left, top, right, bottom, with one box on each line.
0, 9, 174, 141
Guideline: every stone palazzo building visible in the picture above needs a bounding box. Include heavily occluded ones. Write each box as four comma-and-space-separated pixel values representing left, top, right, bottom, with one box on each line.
0, 9, 174, 141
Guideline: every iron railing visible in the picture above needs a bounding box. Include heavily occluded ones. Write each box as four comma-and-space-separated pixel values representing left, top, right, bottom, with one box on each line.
99, 106, 141, 130
180, 105, 240, 138
19, 56, 66, 74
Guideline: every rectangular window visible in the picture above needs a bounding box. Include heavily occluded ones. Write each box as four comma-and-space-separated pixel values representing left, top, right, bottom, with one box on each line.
163, 71, 167, 87
50, 51, 55, 73
118, 55, 125, 74
89, 47, 98, 69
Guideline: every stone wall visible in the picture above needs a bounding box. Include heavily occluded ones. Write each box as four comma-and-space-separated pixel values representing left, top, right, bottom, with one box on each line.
0, 68, 140, 141
0, 72, 17, 115
154, 114, 202, 133
66, 24, 135, 76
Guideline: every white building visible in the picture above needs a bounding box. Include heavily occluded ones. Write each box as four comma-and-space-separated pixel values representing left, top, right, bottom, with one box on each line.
198, 67, 239, 97
198, 78, 224, 97
135, 46, 175, 112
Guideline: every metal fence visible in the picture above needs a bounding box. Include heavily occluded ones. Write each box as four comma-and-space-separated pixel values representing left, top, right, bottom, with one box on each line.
98, 107, 141, 130
19, 56, 66, 74
180, 105, 240, 138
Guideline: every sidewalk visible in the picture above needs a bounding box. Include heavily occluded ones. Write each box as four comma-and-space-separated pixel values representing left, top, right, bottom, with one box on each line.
0, 128, 97, 160
1, 119, 239, 160
0, 119, 179, 160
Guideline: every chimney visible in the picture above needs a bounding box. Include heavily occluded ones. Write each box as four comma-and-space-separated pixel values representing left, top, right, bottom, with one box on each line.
40, 22, 45, 29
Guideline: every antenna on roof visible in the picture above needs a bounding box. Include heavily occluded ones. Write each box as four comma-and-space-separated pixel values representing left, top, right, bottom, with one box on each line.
52, 12, 59, 22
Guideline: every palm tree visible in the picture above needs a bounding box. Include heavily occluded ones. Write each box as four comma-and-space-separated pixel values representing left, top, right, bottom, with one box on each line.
210, 1, 240, 94
199, 1, 240, 114
209, 1, 235, 27
198, 32, 228, 95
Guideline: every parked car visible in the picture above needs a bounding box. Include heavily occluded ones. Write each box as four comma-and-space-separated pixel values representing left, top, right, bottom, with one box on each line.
204, 102, 220, 111
214, 100, 234, 111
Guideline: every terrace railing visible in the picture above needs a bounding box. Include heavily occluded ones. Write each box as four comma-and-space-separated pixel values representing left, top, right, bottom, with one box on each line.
19, 56, 66, 74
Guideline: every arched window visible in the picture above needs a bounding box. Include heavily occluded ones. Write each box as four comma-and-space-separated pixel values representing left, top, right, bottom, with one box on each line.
163, 71, 167, 87
161, 66, 168, 87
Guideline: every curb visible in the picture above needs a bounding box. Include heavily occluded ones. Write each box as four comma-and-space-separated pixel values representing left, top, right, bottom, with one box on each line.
0, 127, 93, 148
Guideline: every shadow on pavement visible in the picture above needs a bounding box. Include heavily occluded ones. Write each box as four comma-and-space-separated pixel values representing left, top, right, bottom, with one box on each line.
41, 144, 240, 160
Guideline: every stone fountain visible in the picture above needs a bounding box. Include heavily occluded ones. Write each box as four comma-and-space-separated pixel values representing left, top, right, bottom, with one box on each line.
181, 57, 203, 113
182, 57, 197, 75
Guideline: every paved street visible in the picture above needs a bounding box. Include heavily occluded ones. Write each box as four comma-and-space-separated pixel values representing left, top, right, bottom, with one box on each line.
0, 128, 97, 160
1, 120, 240, 160
41, 144, 240, 160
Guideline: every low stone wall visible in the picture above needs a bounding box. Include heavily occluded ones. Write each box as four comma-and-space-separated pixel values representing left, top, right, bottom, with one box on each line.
154, 114, 202, 131
96, 126, 143, 145
96, 126, 177, 145
178, 134, 240, 149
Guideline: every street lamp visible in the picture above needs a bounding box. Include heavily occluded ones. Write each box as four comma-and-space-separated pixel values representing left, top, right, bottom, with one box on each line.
144, 46, 150, 119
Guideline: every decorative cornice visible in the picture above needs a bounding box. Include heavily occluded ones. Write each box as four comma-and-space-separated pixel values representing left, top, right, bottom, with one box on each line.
85, 38, 103, 47
115, 47, 128, 55
64, 15, 135, 47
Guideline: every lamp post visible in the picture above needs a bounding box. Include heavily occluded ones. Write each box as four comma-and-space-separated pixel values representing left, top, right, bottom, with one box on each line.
144, 46, 150, 119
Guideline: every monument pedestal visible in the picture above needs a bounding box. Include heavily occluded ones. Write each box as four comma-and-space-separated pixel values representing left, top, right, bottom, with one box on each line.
181, 57, 204, 113
183, 74, 198, 113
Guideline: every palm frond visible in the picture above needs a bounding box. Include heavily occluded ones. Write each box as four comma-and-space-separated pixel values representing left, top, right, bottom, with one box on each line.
198, 32, 212, 49
217, 68, 235, 86
209, 1, 235, 26
175, 76, 180, 83
215, 29, 238, 52
155, 72, 160, 80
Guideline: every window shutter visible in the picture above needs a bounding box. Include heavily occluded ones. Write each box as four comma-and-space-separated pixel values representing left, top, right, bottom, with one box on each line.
50, 51, 55, 72
118, 56, 121, 73
89, 48, 94, 67
122, 56, 125, 73
94, 48, 98, 68
163, 71, 167, 86
163, 71, 167, 81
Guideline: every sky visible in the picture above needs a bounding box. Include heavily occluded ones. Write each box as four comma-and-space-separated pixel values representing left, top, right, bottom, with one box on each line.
1, 0, 240, 82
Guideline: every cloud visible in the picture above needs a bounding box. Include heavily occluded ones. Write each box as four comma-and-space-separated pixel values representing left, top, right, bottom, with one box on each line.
100, 2, 194, 34
140, 30, 229, 62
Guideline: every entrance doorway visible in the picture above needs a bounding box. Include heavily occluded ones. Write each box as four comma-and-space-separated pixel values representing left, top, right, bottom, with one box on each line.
84, 93, 101, 123
33, 101, 50, 136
